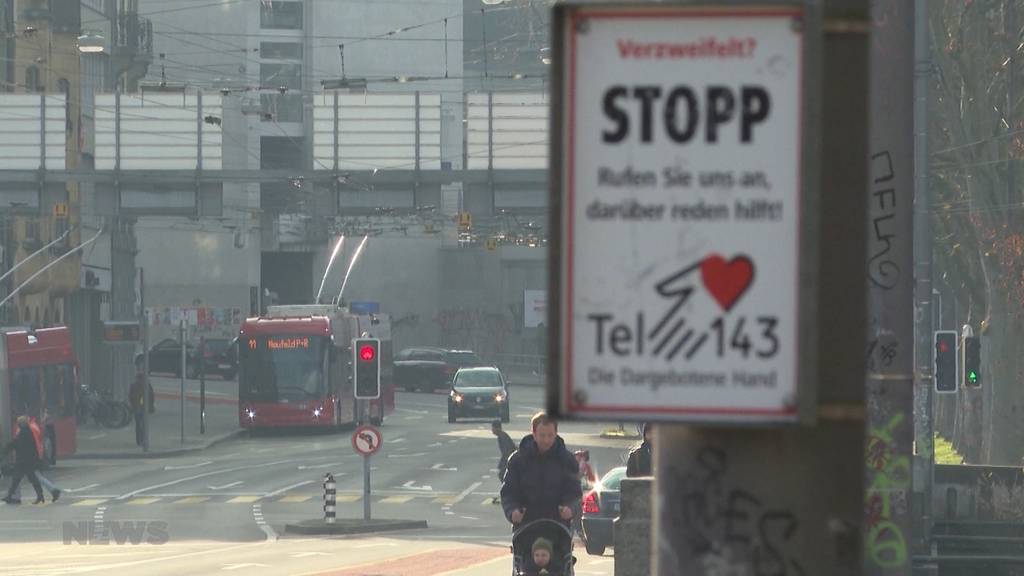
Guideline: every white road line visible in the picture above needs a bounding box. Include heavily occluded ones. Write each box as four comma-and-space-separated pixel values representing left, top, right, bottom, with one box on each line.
297, 463, 343, 471
86, 433, 106, 440
64, 484, 99, 493
403, 416, 424, 420
116, 459, 297, 500
389, 437, 407, 443
164, 460, 213, 471
395, 407, 430, 414
223, 563, 270, 570
253, 503, 278, 542
459, 516, 480, 520
451, 481, 483, 505
430, 463, 457, 471
400, 480, 433, 491
428, 442, 443, 447
263, 480, 313, 499
291, 551, 333, 558
209, 481, 243, 490
386, 452, 427, 459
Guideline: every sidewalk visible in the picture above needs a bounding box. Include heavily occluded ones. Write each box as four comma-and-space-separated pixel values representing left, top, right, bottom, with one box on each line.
71, 390, 242, 459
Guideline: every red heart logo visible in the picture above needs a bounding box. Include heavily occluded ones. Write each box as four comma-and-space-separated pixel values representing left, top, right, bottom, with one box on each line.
700, 254, 755, 312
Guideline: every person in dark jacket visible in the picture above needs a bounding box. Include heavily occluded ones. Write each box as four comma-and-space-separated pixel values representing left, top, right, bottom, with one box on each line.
492, 420, 517, 504
626, 422, 653, 477
1, 416, 45, 504
501, 412, 582, 527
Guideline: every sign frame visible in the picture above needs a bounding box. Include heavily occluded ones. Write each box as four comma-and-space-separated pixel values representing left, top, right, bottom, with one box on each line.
352, 424, 382, 457
547, 3, 819, 425
102, 321, 141, 343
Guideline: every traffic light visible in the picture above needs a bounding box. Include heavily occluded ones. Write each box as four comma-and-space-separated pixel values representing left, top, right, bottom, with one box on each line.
353, 338, 381, 399
964, 336, 981, 388
934, 331, 958, 394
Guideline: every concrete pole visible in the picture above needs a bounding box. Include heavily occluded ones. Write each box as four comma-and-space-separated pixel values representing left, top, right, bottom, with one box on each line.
654, 1, 871, 575
141, 267, 149, 452
912, 0, 934, 557
864, 0, 916, 574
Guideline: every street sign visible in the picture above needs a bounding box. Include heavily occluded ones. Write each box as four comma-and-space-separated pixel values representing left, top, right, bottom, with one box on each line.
352, 425, 382, 457
551, 6, 805, 423
102, 321, 141, 343
52, 202, 68, 218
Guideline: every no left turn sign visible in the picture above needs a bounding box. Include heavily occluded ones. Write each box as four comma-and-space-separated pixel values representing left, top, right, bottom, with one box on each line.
352, 425, 382, 457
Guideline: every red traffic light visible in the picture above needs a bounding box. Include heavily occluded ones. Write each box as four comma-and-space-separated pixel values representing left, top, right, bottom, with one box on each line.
938, 341, 949, 354
359, 345, 376, 362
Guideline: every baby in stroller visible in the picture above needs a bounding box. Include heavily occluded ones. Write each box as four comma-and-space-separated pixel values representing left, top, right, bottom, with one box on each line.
512, 519, 575, 576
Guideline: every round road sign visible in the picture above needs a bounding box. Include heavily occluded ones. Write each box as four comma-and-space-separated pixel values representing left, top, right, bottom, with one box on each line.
352, 424, 382, 457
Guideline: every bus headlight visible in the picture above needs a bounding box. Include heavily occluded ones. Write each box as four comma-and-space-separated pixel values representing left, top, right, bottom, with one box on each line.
246, 409, 256, 419
313, 407, 322, 418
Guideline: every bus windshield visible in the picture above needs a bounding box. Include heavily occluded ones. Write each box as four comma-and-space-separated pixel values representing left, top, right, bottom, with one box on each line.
239, 335, 327, 402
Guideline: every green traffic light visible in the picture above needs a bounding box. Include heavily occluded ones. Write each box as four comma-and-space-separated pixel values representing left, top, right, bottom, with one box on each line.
968, 371, 978, 384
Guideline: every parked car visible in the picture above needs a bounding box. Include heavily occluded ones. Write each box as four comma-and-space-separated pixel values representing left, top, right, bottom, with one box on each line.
447, 366, 510, 423
200, 337, 237, 380
147, 338, 199, 378
394, 347, 484, 391
581, 466, 627, 556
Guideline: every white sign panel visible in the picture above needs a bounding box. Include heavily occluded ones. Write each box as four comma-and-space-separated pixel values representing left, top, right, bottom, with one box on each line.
525, 290, 547, 328
559, 7, 803, 422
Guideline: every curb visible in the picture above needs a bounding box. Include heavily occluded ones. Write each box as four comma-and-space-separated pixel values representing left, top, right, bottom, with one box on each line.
68, 430, 245, 460
284, 518, 428, 536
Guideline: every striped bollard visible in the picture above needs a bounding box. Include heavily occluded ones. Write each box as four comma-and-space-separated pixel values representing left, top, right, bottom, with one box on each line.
323, 473, 336, 524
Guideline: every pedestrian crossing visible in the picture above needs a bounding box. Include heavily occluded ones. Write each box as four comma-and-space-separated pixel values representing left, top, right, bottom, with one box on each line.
66, 493, 505, 507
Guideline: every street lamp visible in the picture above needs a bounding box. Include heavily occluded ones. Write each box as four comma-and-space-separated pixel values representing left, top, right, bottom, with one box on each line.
77, 32, 106, 54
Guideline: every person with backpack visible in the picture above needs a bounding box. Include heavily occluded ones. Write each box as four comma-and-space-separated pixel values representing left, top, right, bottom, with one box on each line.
1, 416, 45, 504
6, 416, 61, 503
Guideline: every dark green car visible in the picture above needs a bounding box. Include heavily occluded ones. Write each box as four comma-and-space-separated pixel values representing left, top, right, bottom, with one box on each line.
447, 367, 510, 423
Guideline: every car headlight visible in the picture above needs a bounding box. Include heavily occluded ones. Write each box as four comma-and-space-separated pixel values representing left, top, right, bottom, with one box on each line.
453, 393, 464, 403
495, 393, 506, 403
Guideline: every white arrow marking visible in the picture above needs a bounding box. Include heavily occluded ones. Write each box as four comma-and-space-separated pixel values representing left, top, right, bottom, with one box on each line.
291, 552, 333, 558
264, 480, 314, 499
430, 463, 457, 472
209, 481, 243, 490
222, 564, 269, 571
164, 461, 213, 471
64, 484, 99, 493
387, 452, 427, 459
401, 480, 433, 491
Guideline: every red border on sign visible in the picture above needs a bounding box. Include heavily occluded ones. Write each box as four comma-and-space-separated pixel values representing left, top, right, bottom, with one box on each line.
352, 424, 382, 456
563, 7, 803, 418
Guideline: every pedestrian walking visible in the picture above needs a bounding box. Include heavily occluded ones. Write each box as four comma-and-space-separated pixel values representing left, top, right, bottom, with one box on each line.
500, 411, 582, 527
1, 416, 45, 504
129, 361, 147, 447
491, 421, 517, 504
626, 422, 653, 477
574, 450, 596, 490
26, 416, 61, 501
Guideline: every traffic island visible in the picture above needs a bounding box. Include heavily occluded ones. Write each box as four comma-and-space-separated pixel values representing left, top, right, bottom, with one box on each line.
285, 518, 428, 536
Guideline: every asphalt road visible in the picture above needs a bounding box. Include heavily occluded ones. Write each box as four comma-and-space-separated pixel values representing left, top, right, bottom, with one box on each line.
0, 385, 634, 575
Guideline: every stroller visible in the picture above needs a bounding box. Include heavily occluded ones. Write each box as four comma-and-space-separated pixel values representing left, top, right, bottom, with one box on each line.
512, 518, 575, 576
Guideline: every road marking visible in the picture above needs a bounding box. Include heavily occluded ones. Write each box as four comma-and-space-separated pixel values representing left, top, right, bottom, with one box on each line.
459, 516, 480, 520
277, 495, 312, 503
451, 481, 483, 505
430, 463, 457, 471
86, 433, 107, 440
65, 484, 99, 493
432, 496, 457, 505
174, 496, 210, 504
403, 415, 424, 420
117, 459, 297, 500
297, 463, 342, 471
264, 480, 314, 499
227, 496, 261, 504
253, 503, 278, 542
482, 475, 491, 479
387, 452, 427, 459
209, 481, 243, 490
379, 495, 414, 504
353, 541, 400, 549
127, 497, 161, 505
291, 551, 333, 558
389, 437, 407, 443
480, 498, 495, 506
223, 564, 269, 570
335, 494, 362, 502
164, 460, 213, 471
401, 480, 433, 491
395, 407, 429, 414
72, 498, 107, 507
428, 442, 443, 448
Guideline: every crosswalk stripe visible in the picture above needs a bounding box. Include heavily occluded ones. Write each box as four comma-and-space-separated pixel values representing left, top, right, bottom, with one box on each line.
71, 499, 107, 507
481, 498, 495, 506
174, 496, 210, 505
226, 496, 261, 504
378, 495, 414, 504
334, 494, 362, 503
277, 495, 312, 503
126, 498, 161, 505
433, 496, 458, 505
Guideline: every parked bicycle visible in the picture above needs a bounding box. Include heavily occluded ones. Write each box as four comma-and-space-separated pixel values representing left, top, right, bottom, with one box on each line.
76, 386, 132, 429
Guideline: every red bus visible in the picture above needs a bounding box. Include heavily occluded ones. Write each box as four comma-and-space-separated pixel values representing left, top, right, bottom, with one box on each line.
0, 327, 78, 463
237, 305, 395, 430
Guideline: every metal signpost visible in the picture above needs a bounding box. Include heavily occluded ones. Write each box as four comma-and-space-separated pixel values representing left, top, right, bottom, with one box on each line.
551, 5, 808, 423
179, 318, 186, 445
352, 424, 382, 521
